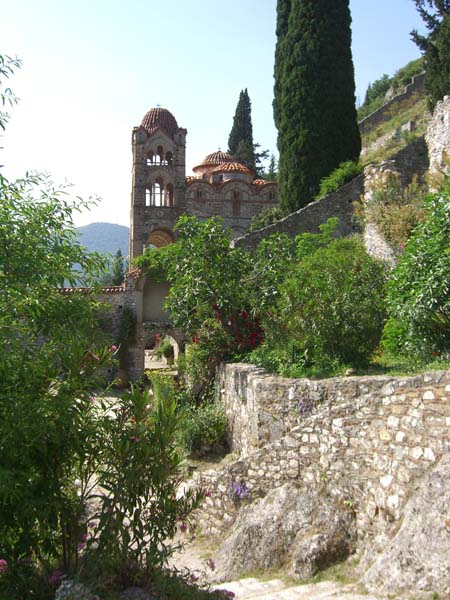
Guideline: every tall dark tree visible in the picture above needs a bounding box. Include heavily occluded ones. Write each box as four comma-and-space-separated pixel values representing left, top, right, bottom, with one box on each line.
411, 0, 450, 109
273, 0, 361, 213
228, 89, 269, 173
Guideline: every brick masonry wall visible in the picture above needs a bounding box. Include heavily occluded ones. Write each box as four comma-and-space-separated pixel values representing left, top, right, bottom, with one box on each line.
194, 365, 450, 551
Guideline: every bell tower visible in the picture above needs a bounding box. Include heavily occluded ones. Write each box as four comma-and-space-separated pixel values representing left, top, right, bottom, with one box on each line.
129, 107, 187, 259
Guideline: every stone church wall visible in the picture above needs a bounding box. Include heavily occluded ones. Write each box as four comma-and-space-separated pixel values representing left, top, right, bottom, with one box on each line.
194, 364, 450, 552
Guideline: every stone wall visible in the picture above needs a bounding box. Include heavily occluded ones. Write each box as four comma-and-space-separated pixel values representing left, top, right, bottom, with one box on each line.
194, 365, 450, 555
232, 174, 364, 251
359, 72, 425, 135
426, 94, 450, 176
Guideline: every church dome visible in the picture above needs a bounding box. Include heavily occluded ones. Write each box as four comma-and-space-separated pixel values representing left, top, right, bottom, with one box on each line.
140, 107, 179, 137
193, 150, 235, 173
211, 162, 253, 175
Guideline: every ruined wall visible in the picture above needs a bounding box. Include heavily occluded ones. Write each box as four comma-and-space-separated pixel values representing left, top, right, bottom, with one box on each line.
426, 94, 450, 175
359, 72, 425, 135
195, 365, 450, 554
232, 174, 364, 251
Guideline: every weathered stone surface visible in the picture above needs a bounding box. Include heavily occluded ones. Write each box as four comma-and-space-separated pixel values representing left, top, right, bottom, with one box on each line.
213, 483, 356, 582
363, 453, 450, 596
118, 587, 158, 600
55, 581, 100, 600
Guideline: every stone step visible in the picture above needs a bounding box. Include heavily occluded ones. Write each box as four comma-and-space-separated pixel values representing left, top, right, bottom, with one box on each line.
214, 578, 377, 600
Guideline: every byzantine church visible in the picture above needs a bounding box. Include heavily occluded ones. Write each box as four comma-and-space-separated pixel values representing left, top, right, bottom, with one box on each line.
129, 107, 278, 259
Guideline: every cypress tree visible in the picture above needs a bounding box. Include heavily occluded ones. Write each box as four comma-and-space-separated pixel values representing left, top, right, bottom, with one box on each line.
273, 0, 361, 213
228, 88, 257, 171
411, 1, 450, 109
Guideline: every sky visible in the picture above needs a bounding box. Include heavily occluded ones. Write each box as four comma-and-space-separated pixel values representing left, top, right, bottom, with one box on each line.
1, 0, 428, 228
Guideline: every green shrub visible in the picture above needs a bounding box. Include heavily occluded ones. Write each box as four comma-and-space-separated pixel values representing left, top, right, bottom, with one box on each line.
384, 187, 450, 357
249, 207, 283, 231
363, 173, 425, 251
263, 236, 387, 368
176, 401, 227, 453
316, 161, 363, 199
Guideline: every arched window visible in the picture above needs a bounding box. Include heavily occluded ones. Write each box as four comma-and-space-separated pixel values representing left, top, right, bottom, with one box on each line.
153, 177, 164, 206
157, 146, 164, 165
165, 151, 173, 166
233, 190, 240, 201
196, 189, 202, 200
146, 151, 154, 166
269, 190, 275, 201
166, 184, 174, 207
145, 188, 152, 206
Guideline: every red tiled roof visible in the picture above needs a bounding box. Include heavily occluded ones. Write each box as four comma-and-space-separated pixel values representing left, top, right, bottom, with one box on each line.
253, 178, 276, 186
193, 150, 235, 171
140, 107, 179, 137
211, 162, 253, 175
58, 286, 125, 294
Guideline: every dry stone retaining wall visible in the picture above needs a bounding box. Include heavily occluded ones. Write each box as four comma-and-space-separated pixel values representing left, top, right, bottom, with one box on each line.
194, 365, 450, 553
426, 94, 450, 176
359, 72, 425, 135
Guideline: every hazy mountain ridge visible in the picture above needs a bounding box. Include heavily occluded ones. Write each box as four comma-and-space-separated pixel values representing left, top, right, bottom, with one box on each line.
77, 222, 129, 257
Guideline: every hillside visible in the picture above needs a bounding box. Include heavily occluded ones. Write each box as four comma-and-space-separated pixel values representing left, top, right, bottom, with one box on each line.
77, 222, 129, 257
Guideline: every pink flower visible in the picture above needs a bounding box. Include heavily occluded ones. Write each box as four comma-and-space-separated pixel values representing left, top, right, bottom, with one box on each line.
49, 569, 63, 586
89, 395, 95, 403
77, 542, 86, 552
179, 522, 188, 532
111, 344, 118, 351
0, 559, 8, 574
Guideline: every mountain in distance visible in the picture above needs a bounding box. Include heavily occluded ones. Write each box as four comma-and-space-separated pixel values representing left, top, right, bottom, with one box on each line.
77, 222, 129, 258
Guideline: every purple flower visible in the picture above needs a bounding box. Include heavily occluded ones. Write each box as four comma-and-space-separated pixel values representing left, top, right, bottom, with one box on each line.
0, 559, 7, 574
179, 522, 188, 533
89, 395, 95, 403
232, 480, 249, 500
49, 569, 63, 586
77, 542, 86, 552
88, 521, 97, 529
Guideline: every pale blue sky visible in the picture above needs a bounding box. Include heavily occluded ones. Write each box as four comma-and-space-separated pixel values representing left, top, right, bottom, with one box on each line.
1, 0, 427, 227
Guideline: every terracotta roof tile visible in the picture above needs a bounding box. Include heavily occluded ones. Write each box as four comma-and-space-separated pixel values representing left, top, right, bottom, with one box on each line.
211, 162, 253, 175
140, 107, 178, 137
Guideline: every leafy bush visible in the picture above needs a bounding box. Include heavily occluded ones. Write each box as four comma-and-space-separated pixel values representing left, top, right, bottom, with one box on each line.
316, 161, 363, 199
262, 236, 387, 368
363, 173, 425, 250
249, 207, 283, 231
384, 187, 450, 357
85, 384, 202, 584
176, 401, 228, 453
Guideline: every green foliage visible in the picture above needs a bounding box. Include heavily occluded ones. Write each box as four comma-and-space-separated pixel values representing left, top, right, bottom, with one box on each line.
227, 88, 268, 174
156, 336, 175, 360
137, 216, 250, 336
0, 171, 116, 597
86, 384, 202, 581
274, 0, 361, 213
261, 236, 387, 369
384, 187, 450, 357
0, 54, 21, 131
411, 1, 450, 108
249, 207, 283, 231
176, 401, 228, 453
390, 57, 425, 91
316, 160, 363, 199
183, 319, 234, 403
117, 305, 137, 368
362, 174, 426, 251
358, 58, 424, 121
